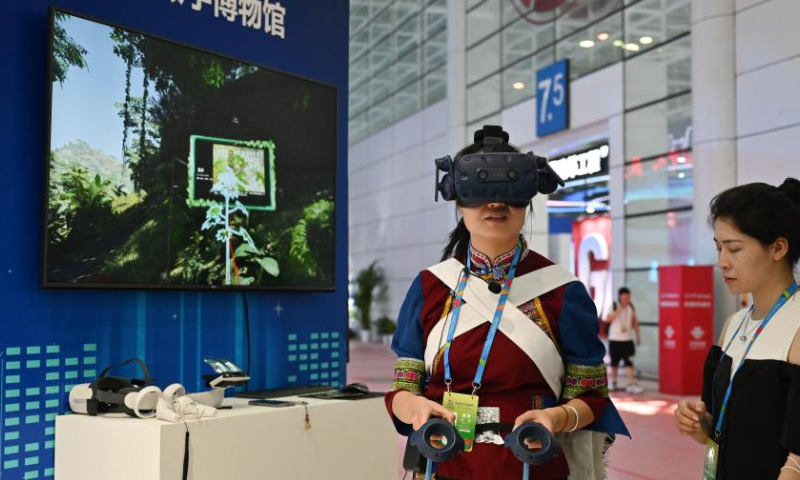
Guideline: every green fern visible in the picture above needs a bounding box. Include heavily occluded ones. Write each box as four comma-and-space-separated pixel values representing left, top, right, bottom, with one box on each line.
289, 219, 315, 276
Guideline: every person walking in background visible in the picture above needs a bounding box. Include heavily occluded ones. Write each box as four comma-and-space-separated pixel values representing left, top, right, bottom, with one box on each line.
674, 178, 800, 480
605, 287, 643, 394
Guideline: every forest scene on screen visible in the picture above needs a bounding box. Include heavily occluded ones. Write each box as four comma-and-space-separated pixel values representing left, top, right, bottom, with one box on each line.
46, 12, 336, 289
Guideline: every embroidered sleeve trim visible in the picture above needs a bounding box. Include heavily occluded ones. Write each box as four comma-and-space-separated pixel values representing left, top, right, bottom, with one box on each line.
392, 357, 426, 394
563, 363, 610, 399
533, 297, 558, 347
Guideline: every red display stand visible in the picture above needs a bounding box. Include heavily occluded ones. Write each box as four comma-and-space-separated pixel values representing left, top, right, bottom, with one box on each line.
658, 266, 714, 395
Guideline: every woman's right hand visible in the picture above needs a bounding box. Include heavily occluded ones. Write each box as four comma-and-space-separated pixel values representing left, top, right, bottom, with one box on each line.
392, 390, 456, 430
674, 399, 710, 444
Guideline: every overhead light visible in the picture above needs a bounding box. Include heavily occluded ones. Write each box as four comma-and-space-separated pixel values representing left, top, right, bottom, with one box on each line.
677, 156, 686, 164
597, 32, 610, 41
677, 172, 686, 179
625, 43, 641, 52
579, 40, 595, 48
512, 82, 525, 90
613, 40, 624, 47
640, 36, 654, 45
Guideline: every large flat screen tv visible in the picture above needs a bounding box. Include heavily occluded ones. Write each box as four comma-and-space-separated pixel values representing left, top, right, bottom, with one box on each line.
44, 8, 337, 291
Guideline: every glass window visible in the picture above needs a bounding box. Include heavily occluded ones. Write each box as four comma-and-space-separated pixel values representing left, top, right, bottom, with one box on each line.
424, 64, 447, 106
625, 35, 691, 110
467, 35, 501, 84
370, 36, 395, 76
370, 63, 396, 105
370, 95, 395, 135
350, 111, 369, 145
395, 0, 422, 25
502, 17, 555, 67
634, 324, 660, 377
468, 0, 485, 10
349, 55, 369, 91
397, 14, 422, 58
425, 30, 447, 71
396, 80, 422, 121
625, 209, 694, 269
397, 48, 421, 88
502, 47, 553, 107
370, 0, 393, 19
370, 6, 395, 47
555, 0, 622, 40
625, 93, 692, 162
624, 151, 694, 215
350, 28, 370, 63
625, 271, 660, 328
425, 0, 447, 40
350, 4, 370, 36
556, 12, 622, 80
624, 0, 691, 56
349, 85, 369, 118
467, 0, 500, 47
467, 73, 501, 122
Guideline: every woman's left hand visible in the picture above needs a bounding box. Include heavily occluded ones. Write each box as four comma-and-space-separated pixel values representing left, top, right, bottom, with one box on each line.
512, 409, 558, 449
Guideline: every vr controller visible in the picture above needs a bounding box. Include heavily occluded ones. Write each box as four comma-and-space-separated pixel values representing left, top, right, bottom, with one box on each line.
435, 125, 564, 207
406, 418, 560, 480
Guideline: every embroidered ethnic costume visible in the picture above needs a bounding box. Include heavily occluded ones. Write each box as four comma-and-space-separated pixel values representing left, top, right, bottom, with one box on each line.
386, 243, 628, 480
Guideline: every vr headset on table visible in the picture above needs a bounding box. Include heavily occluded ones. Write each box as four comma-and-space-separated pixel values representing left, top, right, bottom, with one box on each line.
435, 125, 565, 207
69, 358, 162, 418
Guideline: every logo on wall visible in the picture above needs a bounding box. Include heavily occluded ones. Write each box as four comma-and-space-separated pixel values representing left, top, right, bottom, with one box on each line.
510, 0, 578, 25
549, 144, 609, 182
167, 0, 287, 38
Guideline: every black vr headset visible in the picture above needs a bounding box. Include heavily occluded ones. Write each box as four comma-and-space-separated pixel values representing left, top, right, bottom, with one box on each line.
435, 125, 564, 208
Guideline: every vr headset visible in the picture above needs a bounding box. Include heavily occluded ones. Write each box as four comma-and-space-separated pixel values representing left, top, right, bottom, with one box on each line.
69, 358, 161, 418
435, 125, 564, 207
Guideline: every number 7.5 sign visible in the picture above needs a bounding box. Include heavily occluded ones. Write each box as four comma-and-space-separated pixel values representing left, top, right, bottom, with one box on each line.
536, 59, 569, 137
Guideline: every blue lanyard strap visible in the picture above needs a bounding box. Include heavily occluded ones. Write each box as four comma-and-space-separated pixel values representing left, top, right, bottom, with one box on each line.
714, 281, 798, 439
443, 239, 523, 393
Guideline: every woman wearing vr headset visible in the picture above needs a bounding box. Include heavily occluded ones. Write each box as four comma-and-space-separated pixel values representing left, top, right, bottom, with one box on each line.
385, 126, 628, 480
674, 178, 800, 480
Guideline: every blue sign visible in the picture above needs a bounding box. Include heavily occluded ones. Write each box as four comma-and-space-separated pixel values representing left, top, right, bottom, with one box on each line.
536, 59, 569, 137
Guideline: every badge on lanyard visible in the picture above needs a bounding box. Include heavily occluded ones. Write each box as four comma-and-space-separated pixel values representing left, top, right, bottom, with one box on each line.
703, 438, 719, 480
440, 239, 524, 454
443, 391, 479, 452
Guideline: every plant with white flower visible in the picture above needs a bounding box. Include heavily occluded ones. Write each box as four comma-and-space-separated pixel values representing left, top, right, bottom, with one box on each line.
202, 166, 256, 285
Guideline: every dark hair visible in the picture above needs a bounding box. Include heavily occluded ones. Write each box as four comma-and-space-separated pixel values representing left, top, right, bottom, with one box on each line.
708, 177, 800, 267
439, 140, 523, 261
618, 287, 631, 297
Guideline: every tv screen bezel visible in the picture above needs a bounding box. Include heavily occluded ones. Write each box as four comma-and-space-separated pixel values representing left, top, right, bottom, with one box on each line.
42, 6, 339, 293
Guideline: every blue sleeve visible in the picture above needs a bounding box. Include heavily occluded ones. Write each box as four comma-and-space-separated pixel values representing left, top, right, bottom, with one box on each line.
391, 273, 425, 360
559, 281, 606, 365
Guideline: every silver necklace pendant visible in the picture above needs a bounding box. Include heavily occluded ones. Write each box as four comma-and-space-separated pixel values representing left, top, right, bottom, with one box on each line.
739, 334, 747, 342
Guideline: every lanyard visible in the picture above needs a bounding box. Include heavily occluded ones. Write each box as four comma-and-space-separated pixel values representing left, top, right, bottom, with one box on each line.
443, 238, 523, 394
714, 281, 798, 440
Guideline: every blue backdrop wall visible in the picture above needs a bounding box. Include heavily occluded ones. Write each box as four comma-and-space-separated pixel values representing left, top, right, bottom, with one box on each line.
0, 1, 349, 478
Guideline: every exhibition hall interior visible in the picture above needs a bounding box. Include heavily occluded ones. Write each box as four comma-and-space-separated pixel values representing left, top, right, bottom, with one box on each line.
1, 0, 799, 479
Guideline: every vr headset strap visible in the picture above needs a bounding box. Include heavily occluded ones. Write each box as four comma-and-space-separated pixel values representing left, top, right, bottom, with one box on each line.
96, 358, 153, 385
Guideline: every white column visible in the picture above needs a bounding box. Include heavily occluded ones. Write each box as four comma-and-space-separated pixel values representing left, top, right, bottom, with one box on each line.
691, 0, 739, 337
446, 0, 467, 153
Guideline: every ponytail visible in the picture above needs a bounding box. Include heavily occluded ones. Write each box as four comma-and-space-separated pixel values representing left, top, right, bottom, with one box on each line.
779, 177, 800, 207
441, 218, 470, 261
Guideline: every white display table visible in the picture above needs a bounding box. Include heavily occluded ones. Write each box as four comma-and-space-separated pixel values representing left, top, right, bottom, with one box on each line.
55, 396, 398, 480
